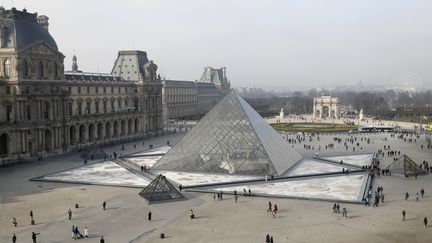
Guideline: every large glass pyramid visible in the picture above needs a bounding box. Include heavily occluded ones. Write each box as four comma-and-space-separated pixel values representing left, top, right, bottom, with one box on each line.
386, 154, 426, 177
153, 90, 303, 176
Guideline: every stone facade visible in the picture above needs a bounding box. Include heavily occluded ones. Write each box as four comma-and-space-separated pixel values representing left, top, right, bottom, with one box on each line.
161, 67, 231, 120
0, 8, 162, 164
162, 80, 197, 119
313, 96, 340, 119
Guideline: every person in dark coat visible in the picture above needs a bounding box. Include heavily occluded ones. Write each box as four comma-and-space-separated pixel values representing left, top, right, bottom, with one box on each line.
12, 234, 16, 243
100, 236, 105, 243
424, 217, 428, 228
270, 236, 274, 243
31, 232, 39, 243
103, 201, 106, 210
265, 234, 270, 243
148, 211, 152, 221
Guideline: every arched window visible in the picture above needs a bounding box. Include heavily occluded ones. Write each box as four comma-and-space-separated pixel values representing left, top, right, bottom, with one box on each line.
4, 58, 11, 77
23, 60, 29, 77
39, 61, 44, 78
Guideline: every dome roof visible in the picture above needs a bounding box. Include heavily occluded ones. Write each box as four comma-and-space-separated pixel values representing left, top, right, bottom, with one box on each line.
0, 8, 58, 50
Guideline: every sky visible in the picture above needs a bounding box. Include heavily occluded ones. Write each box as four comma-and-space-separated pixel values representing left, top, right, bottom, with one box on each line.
2, 0, 432, 91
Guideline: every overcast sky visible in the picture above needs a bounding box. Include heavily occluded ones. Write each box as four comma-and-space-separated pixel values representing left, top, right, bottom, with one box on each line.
3, 0, 432, 90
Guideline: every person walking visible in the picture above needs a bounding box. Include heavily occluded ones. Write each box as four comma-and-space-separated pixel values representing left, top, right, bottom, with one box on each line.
67, 209, 72, 220
72, 225, 76, 239
141, 165, 144, 172
30, 210, 33, 220
12, 217, 17, 227
267, 201, 272, 212
148, 211, 152, 221
84, 227, 88, 238
103, 201, 106, 210
100, 236, 105, 243
420, 188, 425, 198
270, 236, 274, 243
402, 210, 406, 221
416, 192, 419, 202
235, 195, 238, 204
12, 234, 16, 243
424, 217, 428, 228
405, 192, 409, 200
31, 232, 39, 243
265, 234, 270, 243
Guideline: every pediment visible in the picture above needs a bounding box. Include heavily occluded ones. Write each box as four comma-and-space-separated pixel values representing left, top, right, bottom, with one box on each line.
18, 41, 64, 58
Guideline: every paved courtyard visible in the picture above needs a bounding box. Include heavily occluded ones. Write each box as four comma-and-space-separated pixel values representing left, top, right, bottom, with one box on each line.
1, 129, 432, 242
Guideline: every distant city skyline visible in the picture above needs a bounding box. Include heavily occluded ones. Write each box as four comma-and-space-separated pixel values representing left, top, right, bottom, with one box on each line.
3, 0, 432, 90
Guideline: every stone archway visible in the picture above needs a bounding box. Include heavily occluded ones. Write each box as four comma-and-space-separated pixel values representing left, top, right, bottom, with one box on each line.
44, 129, 53, 152
79, 125, 86, 143
113, 121, 119, 137
88, 123, 95, 141
0, 133, 10, 155
322, 106, 330, 118
105, 121, 111, 138
121, 120, 126, 136
97, 122, 103, 139
134, 118, 139, 133
69, 126, 77, 145
128, 119, 133, 135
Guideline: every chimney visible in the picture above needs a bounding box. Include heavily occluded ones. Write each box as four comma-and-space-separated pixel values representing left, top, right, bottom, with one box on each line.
37, 15, 49, 31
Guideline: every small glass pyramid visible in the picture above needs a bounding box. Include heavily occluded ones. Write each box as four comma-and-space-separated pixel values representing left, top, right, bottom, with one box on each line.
139, 174, 184, 203
386, 154, 426, 177
153, 90, 302, 176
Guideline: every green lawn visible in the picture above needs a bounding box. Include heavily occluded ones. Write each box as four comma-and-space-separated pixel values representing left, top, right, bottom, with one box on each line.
271, 122, 358, 133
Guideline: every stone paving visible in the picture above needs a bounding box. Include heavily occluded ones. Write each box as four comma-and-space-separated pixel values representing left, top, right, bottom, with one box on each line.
1, 128, 432, 242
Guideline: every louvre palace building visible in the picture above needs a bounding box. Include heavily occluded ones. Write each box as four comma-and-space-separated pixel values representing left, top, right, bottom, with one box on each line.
0, 8, 163, 164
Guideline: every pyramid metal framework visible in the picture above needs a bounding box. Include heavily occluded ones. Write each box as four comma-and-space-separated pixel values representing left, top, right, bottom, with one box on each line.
139, 174, 184, 203
386, 154, 426, 177
153, 90, 303, 176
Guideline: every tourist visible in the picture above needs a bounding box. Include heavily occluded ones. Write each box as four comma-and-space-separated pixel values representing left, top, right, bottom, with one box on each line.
190, 209, 195, 219
75, 226, 84, 239
235, 195, 238, 204
29, 210, 33, 220
266, 234, 270, 243
270, 236, 274, 243
72, 225, 75, 239
416, 192, 419, 202
420, 188, 425, 198
268, 201, 272, 212
380, 193, 384, 203
12, 234, 16, 243
336, 203, 340, 213
402, 210, 406, 221
100, 236, 105, 243
248, 189, 252, 196
405, 192, 409, 200
342, 208, 348, 218
265, 175, 268, 181
67, 208, 72, 220
141, 165, 144, 172
31, 232, 39, 243
12, 217, 17, 227
103, 201, 106, 210
179, 184, 183, 191
243, 188, 247, 196
148, 211, 152, 221
424, 217, 428, 228
84, 227, 89, 238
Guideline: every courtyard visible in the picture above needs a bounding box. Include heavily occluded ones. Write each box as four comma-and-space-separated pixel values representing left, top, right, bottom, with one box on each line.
1, 128, 431, 242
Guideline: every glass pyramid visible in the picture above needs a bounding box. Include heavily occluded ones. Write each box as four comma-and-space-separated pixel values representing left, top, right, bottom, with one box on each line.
139, 174, 184, 203
386, 154, 426, 177
153, 90, 303, 176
